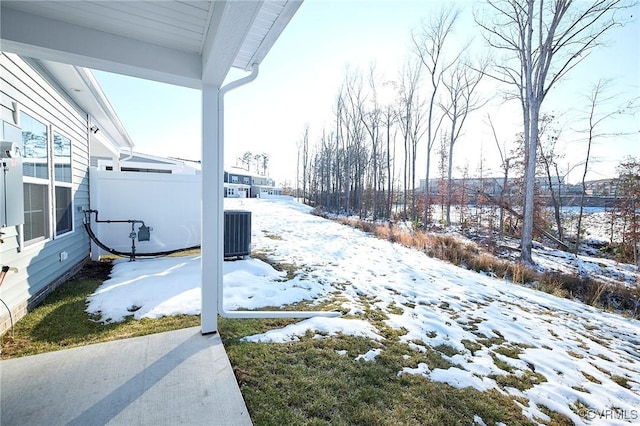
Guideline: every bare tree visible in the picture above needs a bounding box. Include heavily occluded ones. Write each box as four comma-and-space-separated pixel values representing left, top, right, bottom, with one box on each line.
335, 91, 345, 212
440, 58, 487, 226
476, 0, 632, 265
397, 59, 422, 221
362, 66, 383, 220
536, 113, 565, 242
616, 157, 640, 268
487, 114, 518, 235
342, 69, 368, 216
436, 131, 449, 223
381, 82, 398, 219
413, 6, 463, 227
297, 125, 310, 204
575, 80, 639, 252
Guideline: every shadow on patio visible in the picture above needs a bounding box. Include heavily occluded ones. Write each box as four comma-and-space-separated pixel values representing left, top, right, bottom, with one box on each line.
1, 327, 251, 426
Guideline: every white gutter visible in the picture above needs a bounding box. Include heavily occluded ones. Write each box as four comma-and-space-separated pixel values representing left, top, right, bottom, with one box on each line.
217, 64, 339, 320
76, 66, 135, 150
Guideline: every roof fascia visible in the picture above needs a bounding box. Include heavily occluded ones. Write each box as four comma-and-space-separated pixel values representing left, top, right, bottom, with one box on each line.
73, 67, 135, 149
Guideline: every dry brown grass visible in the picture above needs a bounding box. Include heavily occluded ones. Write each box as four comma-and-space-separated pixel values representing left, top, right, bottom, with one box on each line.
324, 215, 640, 318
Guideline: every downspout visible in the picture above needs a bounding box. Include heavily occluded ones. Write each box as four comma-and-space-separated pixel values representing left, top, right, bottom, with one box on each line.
121, 147, 134, 163
217, 65, 339, 320
118, 147, 134, 171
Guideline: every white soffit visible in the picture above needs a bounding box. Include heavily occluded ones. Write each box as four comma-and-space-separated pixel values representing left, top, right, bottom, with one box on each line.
1, 1, 302, 88
233, 0, 301, 70
2, 1, 213, 55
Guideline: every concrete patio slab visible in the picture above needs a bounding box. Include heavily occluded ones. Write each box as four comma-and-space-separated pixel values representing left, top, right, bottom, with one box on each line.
0, 327, 252, 426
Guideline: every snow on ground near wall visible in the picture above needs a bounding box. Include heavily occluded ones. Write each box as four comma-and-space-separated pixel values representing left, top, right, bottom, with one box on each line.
87, 198, 640, 425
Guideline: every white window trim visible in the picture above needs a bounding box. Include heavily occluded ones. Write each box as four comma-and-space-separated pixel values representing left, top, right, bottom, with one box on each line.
20, 110, 52, 246
52, 129, 74, 239
19, 111, 77, 245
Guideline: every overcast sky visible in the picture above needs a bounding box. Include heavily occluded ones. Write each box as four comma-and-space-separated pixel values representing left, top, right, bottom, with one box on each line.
93, 0, 640, 186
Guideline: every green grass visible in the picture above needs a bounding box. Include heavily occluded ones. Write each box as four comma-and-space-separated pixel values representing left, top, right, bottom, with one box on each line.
0, 260, 200, 359
250, 249, 300, 281
219, 317, 535, 425
1, 260, 572, 425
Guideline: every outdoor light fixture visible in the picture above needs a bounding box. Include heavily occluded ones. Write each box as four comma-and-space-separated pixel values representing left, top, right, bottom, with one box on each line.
11, 101, 19, 125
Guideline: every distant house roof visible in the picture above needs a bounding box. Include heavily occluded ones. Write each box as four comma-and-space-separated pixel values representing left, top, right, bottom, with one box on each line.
226, 165, 270, 179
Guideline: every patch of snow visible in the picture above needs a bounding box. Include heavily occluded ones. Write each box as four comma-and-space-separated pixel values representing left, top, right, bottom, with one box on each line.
241, 317, 382, 343
87, 197, 640, 424
429, 368, 496, 392
473, 414, 487, 426
398, 362, 430, 377
355, 348, 381, 362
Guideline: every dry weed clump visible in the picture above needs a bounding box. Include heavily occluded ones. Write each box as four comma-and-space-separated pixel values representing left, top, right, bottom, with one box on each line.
536, 273, 570, 298
394, 229, 417, 248
373, 224, 392, 241
510, 263, 537, 284
468, 254, 512, 279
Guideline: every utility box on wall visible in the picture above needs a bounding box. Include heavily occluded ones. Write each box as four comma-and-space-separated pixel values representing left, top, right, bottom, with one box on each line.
1, 122, 25, 227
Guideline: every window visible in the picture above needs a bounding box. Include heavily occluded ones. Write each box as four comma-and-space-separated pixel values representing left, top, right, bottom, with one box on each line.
55, 186, 72, 235
53, 132, 72, 236
53, 133, 72, 183
23, 183, 50, 242
20, 112, 75, 243
231, 175, 238, 183
21, 112, 50, 243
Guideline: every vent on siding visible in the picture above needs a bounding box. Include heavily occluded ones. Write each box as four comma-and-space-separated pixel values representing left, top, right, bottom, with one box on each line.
224, 210, 251, 259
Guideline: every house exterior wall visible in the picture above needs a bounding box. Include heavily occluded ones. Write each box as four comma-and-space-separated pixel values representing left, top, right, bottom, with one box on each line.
225, 171, 252, 186
0, 53, 90, 335
224, 183, 249, 198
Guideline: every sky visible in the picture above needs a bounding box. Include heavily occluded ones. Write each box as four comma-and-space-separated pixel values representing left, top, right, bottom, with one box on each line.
92, 0, 640, 186
87, 197, 640, 424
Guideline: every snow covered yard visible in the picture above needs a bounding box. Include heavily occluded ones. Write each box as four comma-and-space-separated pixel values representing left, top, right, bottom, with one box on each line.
87, 198, 640, 425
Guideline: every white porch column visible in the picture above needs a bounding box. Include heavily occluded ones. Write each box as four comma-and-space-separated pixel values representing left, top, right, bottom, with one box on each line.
201, 83, 222, 334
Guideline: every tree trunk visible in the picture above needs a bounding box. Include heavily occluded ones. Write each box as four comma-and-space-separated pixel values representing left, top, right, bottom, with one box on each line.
521, 103, 539, 265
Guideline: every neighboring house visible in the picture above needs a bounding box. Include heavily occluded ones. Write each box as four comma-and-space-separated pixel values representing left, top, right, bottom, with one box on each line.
419, 176, 566, 198
0, 53, 132, 334
585, 179, 617, 197
224, 165, 282, 198
224, 167, 252, 198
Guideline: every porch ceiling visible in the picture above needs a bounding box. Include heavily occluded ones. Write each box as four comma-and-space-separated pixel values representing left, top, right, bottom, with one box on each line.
0, 0, 301, 88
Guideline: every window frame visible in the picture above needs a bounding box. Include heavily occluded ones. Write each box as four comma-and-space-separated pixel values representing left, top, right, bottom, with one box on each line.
19, 109, 76, 246
52, 129, 74, 237
20, 111, 52, 245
